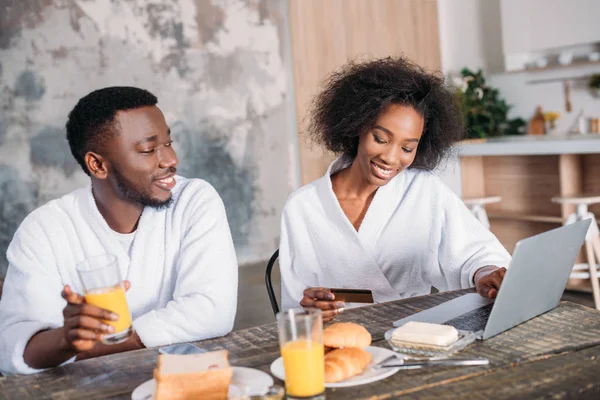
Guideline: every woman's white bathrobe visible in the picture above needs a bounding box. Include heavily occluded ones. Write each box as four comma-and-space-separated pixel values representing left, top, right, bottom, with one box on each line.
0, 176, 238, 375
279, 157, 511, 310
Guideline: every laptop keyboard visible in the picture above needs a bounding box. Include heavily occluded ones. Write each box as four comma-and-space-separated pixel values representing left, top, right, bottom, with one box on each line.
443, 303, 494, 332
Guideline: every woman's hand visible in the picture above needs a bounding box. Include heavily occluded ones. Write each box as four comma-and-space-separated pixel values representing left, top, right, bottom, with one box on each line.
300, 287, 345, 323
474, 266, 507, 299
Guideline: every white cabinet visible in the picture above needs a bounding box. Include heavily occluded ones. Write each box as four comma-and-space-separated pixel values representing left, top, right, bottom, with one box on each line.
501, 0, 600, 54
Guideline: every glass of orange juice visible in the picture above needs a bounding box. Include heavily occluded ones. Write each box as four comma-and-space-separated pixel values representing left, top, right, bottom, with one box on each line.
76, 254, 133, 344
277, 308, 324, 399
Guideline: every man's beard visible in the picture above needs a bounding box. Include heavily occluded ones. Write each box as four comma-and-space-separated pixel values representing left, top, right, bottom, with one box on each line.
113, 168, 173, 210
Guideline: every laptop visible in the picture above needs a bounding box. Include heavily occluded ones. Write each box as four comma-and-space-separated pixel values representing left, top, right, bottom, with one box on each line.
393, 218, 591, 340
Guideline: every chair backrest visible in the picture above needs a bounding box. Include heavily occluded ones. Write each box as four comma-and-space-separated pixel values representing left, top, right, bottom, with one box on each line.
265, 249, 280, 316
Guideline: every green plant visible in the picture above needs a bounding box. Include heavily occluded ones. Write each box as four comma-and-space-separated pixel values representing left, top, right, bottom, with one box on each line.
589, 74, 600, 90
454, 68, 526, 139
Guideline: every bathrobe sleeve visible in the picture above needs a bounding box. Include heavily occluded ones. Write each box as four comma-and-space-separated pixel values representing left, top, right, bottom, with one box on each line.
0, 213, 70, 375
432, 186, 512, 291
279, 201, 311, 311
133, 183, 239, 347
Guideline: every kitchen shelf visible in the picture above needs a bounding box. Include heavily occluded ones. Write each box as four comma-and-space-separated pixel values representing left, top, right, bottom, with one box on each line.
487, 59, 600, 85
458, 135, 600, 157
508, 59, 600, 75
525, 73, 597, 85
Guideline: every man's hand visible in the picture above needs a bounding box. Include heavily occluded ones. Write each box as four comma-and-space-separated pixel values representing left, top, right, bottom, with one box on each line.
24, 281, 139, 369
60, 281, 131, 353
474, 266, 507, 299
300, 287, 345, 323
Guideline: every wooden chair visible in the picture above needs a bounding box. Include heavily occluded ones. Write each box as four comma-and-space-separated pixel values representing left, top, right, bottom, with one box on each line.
463, 196, 502, 230
265, 249, 280, 316
552, 194, 600, 310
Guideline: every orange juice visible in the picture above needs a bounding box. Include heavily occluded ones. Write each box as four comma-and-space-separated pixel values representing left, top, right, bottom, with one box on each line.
281, 339, 324, 397
85, 285, 132, 333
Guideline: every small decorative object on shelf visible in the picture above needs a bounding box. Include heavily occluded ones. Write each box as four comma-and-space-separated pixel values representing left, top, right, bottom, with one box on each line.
591, 118, 600, 133
543, 111, 561, 134
558, 52, 574, 66
529, 106, 546, 135
534, 57, 548, 68
589, 74, 600, 98
564, 81, 572, 113
453, 68, 526, 139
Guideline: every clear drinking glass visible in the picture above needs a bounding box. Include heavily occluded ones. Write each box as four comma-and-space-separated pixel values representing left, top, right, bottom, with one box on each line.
76, 254, 133, 344
277, 308, 325, 399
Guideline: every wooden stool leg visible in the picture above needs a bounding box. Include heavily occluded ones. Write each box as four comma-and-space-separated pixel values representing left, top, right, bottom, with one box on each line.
584, 240, 600, 310
589, 234, 600, 309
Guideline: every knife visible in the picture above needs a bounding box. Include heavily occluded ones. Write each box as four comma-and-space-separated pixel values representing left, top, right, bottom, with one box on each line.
374, 357, 489, 370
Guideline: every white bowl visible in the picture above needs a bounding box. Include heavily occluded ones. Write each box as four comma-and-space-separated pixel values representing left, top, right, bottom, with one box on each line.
535, 58, 548, 68
558, 53, 573, 65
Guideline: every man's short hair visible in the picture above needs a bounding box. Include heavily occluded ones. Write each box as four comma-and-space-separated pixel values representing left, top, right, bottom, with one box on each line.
66, 86, 158, 175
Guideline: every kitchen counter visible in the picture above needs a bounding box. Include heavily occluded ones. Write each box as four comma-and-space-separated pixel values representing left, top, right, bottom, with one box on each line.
458, 134, 600, 156
458, 134, 600, 293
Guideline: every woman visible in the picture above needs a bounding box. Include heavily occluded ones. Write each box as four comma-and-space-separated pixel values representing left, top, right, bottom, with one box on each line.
279, 57, 510, 321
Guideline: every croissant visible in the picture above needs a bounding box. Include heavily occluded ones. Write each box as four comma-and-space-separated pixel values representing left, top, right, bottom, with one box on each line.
324, 347, 372, 383
323, 322, 372, 349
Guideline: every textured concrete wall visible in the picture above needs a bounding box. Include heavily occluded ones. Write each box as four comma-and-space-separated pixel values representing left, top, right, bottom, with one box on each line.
0, 0, 299, 275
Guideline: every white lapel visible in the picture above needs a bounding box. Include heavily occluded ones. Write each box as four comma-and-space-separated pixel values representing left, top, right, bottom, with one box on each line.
80, 186, 131, 279
125, 206, 168, 313
357, 172, 405, 253
79, 186, 168, 313
316, 157, 401, 303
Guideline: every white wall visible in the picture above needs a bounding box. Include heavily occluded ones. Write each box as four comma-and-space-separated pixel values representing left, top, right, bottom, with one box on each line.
500, 0, 600, 55
437, 0, 504, 76
436, 0, 507, 196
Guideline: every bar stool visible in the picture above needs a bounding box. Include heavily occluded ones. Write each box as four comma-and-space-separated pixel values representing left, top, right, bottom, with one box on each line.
463, 196, 502, 230
551, 194, 600, 310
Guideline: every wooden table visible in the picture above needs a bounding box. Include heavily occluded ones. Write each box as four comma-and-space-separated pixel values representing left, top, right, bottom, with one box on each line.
2, 289, 600, 399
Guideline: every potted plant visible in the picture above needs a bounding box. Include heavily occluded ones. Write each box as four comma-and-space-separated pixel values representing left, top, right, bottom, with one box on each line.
454, 68, 526, 139
589, 74, 600, 97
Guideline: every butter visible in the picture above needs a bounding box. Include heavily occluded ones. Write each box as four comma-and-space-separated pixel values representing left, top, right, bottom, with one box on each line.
391, 321, 459, 347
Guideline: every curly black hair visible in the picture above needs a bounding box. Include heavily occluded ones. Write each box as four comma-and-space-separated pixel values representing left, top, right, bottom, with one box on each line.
66, 86, 158, 176
306, 56, 465, 170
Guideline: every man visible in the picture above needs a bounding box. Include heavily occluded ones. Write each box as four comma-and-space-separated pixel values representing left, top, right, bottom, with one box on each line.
0, 87, 238, 375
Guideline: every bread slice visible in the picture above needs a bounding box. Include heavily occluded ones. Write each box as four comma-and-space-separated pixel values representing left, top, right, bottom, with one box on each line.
154, 350, 233, 400
391, 321, 459, 347
324, 347, 372, 383
323, 322, 372, 349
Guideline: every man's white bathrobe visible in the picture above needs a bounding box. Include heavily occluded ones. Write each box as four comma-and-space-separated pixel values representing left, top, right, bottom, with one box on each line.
0, 176, 238, 375
279, 157, 511, 310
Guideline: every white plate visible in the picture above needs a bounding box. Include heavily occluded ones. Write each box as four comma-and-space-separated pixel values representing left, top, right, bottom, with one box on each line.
270, 346, 402, 388
131, 366, 274, 399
